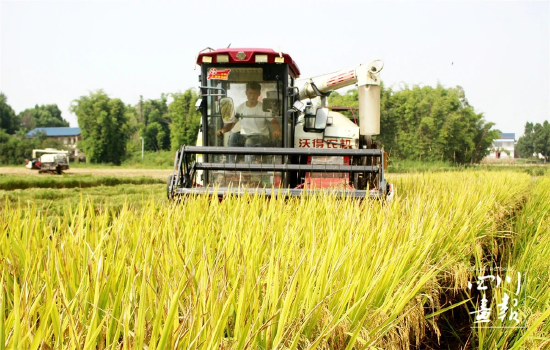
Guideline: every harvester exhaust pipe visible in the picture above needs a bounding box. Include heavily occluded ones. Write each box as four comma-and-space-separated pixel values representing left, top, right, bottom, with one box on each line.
357, 61, 383, 143
356, 63, 383, 191
358, 84, 380, 137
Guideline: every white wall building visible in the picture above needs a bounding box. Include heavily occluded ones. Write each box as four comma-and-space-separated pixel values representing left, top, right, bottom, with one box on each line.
487, 132, 515, 159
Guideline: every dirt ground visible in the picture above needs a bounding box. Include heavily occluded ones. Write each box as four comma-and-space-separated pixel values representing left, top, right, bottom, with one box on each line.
0, 167, 172, 180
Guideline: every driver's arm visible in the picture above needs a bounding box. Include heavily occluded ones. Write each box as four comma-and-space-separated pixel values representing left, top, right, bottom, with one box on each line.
217, 123, 235, 137
271, 119, 281, 138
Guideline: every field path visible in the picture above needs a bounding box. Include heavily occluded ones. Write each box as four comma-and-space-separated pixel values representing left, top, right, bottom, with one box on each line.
0, 166, 172, 180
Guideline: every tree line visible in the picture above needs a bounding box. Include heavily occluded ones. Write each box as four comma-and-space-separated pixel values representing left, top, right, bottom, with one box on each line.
516, 121, 550, 161
0, 83, 518, 165
69, 89, 201, 165
329, 83, 499, 164
0, 90, 200, 165
1, 93, 73, 164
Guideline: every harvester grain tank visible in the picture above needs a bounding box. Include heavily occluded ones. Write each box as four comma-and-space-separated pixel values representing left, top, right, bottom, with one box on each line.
168, 48, 393, 199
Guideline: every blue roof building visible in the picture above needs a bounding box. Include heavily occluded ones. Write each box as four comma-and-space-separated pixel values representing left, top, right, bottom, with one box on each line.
27, 127, 81, 137
27, 127, 82, 151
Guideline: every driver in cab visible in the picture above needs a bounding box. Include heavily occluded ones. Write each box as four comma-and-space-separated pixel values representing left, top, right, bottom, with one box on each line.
217, 82, 281, 156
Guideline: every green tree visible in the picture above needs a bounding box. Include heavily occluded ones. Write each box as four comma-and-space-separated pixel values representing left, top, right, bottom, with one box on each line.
0, 129, 39, 164
329, 84, 498, 164
378, 83, 399, 154
517, 121, 550, 161
143, 122, 168, 151
516, 122, 535, 158
136, 95, 171, 151
328, 89, 359, 120
18, 104, 69, 130
0, 92, 19, 134
70, 90, 129, 164
533, 121, 550, 161
124, 103, 142, 154
170, 89, 201, 150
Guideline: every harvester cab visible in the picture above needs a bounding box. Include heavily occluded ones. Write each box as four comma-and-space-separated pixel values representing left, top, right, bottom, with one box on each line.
168, 48, 393, 199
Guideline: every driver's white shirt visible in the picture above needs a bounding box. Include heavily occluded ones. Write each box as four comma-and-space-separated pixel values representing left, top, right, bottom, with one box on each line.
235, 102, 270, 136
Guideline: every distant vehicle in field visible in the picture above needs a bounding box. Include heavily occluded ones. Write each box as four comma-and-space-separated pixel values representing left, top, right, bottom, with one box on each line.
26, 149, 69, 174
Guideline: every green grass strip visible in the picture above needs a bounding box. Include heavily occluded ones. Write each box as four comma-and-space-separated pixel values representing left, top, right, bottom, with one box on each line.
0, 175, 163, 191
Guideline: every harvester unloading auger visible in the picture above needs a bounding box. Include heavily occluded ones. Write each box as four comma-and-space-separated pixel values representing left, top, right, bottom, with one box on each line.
168, 48, 394, 200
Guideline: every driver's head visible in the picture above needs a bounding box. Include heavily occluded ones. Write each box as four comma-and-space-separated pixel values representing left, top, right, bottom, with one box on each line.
246, 82, 261, 92
245, 82, 261, 105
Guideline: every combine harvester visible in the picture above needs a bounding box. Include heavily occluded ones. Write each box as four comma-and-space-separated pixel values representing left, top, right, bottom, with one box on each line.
168, 48, 393, 199
26, 148, 69, 174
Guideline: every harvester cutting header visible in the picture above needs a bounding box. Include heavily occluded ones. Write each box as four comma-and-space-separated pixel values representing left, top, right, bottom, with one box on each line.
168, 48, 393, 199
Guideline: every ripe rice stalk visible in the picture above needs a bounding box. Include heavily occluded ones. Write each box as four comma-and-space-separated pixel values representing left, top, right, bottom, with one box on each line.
0, 171, 534, 349
474, 176, 550, 349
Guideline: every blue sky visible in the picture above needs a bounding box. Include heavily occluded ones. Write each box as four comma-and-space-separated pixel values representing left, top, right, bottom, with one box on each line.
1, 0, 548, 138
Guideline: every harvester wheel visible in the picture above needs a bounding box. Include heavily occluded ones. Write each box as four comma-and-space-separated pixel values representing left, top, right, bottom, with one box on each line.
56, 165, 62, 175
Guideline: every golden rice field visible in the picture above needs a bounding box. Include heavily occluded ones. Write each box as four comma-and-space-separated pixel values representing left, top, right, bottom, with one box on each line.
0, 171, 549, 349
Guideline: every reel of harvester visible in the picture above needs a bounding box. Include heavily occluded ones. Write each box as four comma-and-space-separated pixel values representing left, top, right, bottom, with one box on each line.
167, 145, 392, 200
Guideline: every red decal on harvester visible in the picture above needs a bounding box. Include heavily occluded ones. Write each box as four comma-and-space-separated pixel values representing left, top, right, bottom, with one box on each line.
326, 69, 355, 87
299, 139, 311, 148
298, 138, 351, 149
207, 68, 231, 80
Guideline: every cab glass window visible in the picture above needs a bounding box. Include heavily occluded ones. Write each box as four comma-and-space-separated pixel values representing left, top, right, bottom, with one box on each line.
204, 67, 284, 187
